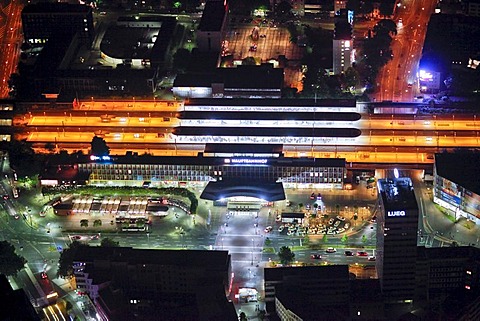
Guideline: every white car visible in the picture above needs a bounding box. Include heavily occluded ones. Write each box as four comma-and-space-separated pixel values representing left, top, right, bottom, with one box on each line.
264, 226, 273, 233
325, 247, 336, 253
278, 225, 285, 232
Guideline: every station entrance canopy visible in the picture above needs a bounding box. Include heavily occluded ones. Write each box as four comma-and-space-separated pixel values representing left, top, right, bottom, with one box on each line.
200, 179, 285, 202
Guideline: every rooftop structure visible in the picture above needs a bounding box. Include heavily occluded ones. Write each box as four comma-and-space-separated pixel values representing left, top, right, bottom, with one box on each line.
196, 0, 227, 52
377, 177, 419, 302
434, 153, 480, 196
433, 152, 480, 224
21, 2, 94, 45
173, 64, 284, 99
0, 274, 41, 321
73, 246, 236, 321
264, 265, 350, 318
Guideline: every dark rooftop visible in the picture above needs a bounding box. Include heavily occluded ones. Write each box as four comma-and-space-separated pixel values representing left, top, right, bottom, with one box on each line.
265, 265, 349, 281
186, 98, 357, 108
22, 2, 90, 14
173, 64, 284, 89
378, 177, 418, 211
198, 1, 226, 32
434, 153, 480, 195
73, 246, 230, 268
417, 245, 480, 261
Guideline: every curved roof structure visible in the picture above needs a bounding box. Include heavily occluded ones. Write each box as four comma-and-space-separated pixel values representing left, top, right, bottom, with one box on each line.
173, 127, 362, 137
200, 179, 285, 201
177, 111, 362, 121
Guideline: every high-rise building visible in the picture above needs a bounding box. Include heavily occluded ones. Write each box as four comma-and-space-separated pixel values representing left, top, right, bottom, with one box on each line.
21, 3, 94, 46
333, 11, 353, 75
377, 176, 419, 302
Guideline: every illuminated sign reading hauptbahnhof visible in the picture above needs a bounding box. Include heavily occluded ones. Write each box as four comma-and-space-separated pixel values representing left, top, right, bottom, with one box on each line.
387, 210, 406, 217
224, 159, 268, 164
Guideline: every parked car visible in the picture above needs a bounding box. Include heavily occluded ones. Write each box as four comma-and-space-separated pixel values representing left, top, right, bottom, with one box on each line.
310, 192, 315, 200
317, 193, 322, 200
278, 225, 284, 233
344, 250, 354, 256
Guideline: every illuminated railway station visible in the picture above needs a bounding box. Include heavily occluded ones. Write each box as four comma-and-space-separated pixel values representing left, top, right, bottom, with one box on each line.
15, 98, 480, 165
40, 145, 346, 201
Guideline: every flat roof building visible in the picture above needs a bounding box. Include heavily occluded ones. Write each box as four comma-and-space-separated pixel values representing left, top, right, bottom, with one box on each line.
377, 176, 419, 302
433, 152, 480, 224
73, 246, 236, 321
264, 265, 350, 319
22, 3, 94, 45
40, 152, 347, 201
196, 0, 227, 52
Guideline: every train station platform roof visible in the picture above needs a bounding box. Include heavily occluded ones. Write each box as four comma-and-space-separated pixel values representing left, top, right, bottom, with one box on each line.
200, 179, 285, 201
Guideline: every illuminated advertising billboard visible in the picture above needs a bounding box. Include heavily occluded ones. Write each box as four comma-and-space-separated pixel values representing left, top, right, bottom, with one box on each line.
438, 177, 462, 206
463, 189, 480, 219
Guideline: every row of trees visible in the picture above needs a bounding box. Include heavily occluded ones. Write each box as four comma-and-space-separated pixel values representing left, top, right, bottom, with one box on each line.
358, 19, 397, 92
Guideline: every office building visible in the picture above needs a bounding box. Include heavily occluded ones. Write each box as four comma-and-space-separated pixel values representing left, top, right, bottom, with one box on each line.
377, 176, 419, 302
21, 2, 94, 45
73, 246, 236, 321
264, 265, 350, 320
333, 12, 353, 75
433, 152, 480, 224
196, 0, 227, 52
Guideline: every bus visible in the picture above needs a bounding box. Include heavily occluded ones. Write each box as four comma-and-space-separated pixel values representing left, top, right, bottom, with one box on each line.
36, 272, 58, 306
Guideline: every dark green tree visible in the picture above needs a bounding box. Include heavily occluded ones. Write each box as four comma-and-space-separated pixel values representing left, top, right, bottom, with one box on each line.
343, 67, 360, 91
346, 0, 361, 13
242, 57, 257, 65
275, 1, 293, 18
239, 312, 248, 321
100, 237, 120, 247
0, 241, 27, 276
379, 1, 394, 17
361, 0, 374, 15
45, 142, 56, 153
80, 219, 89, 228
93, 219, 102, 227
57, 241, 89, 279
2, 139, 42, 177
90, 136, 110, 156
277, 246, 295, 265
173, 48, 191, 72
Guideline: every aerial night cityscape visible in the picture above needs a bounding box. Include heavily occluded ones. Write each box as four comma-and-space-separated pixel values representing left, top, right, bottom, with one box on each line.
0, 0, 480, 320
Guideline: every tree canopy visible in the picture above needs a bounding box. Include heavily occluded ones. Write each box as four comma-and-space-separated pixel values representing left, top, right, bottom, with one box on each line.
101, 237, 120, 247
0, 241, 27, 276
90, 136, 110, 156
277, 246, 295, 266
57, 241, 89, 279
